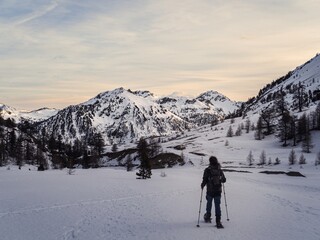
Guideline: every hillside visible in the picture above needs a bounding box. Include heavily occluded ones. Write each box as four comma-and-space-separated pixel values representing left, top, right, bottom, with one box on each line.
243, 53, 320, 115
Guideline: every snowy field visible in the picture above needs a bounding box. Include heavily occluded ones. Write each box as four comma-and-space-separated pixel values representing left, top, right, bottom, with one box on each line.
1, 164, 320, 240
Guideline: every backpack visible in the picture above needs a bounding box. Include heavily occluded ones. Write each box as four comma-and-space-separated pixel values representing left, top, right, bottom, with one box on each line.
208, 167, 221, 186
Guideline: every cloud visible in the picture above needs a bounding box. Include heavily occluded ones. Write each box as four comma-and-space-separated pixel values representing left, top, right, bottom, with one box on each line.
12, 0, 60, 26
1, 0, 320, 109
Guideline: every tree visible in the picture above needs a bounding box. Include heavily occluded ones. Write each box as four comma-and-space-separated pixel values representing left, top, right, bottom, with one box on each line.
293, 82, 308, 112
290, 115, 297, 146
82, 149, 90, 169
126, 154, 134, 172
288, 149, 296, 165
136, 138, 152, 179
92, 133, 104, 157
275, 157, 281, 165
298, 153, 306, 165
260, 107, 275, 135
274, 90, 288, 116
255, 117, 263, 140
247, 151, 254, 166
245, 119, 251, 133
259, 150, 267, 165
301, 130, 313, 153
297, 113, 308, 142
226, 126, 233, 137
276, 111, 292, 146
235, 125, 242, 136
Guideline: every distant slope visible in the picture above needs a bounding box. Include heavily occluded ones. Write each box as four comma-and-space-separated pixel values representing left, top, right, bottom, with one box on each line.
0, 104, 58, 122
243, 53, 320, 115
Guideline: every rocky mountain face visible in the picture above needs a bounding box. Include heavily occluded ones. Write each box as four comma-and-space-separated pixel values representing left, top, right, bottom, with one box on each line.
36, 88, 191, 144
34, 88, 239, 144
157, 91, 240, 126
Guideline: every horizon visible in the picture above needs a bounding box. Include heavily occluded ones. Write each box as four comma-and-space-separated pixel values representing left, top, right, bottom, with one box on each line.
1, 0, 320, 110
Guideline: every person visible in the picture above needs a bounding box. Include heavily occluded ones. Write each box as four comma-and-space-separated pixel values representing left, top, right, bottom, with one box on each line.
201, 156, 226, 228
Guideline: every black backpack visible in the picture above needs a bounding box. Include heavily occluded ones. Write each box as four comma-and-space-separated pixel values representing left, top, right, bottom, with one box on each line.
209, 167, 221, 186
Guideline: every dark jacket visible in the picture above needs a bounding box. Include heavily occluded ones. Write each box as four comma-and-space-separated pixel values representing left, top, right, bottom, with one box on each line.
201, 164, 226, 196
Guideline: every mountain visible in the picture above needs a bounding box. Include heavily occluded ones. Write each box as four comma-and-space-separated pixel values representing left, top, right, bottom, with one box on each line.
0, 104, 58, 122
36, 88, 191, 144
196, 90, 241, 115
242, 53, 320, 115
157, 90, 239, 126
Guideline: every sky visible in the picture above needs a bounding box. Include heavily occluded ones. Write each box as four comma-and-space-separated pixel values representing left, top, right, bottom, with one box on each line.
1, 0, 320, 110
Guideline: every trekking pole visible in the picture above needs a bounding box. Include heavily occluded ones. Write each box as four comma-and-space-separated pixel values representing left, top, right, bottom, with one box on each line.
196, 188, 204, 227
222, 183, 230, 221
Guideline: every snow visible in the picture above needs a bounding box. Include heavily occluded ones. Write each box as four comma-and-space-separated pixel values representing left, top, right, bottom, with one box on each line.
1, 55, 320, 239
0, 104, 58, 122
1, 160, 320, 240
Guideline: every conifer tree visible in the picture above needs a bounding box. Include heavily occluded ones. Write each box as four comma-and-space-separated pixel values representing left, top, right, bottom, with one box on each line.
226, 126, 233, 137
136, 138, 152, 179
288, 149, 296, 165
259, 150, 267, 165
299, 153, 306, 165
247, 151, 254, 166
255, 117, 263, 140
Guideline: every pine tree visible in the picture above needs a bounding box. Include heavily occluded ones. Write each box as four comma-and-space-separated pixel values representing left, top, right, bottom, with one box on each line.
298, 153, 306, 165
247, 151, 254, 166
235, 125, 242, 136
277, 111, 292, 146
136, 138, 152, 179
226, 126, 233, 137
259, 150, 267, 165
288, 149, 296, 165
255, 117, 263, 140
126, 154, 134, 172
245, 119, 251, 133
302, 130, 313, 153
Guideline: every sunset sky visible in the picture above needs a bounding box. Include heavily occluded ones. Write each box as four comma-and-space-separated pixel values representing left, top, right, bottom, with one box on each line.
1, 0, 320, 110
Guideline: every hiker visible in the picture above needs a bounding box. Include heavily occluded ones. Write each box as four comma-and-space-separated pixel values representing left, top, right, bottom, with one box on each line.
201, 156, 226, 228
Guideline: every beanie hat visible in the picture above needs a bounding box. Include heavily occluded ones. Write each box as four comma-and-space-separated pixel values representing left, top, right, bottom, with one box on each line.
209, 156, 218, 165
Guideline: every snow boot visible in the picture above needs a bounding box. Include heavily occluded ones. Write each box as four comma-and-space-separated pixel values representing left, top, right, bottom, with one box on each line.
204, 213, 212, 223
216, 216, 224, 228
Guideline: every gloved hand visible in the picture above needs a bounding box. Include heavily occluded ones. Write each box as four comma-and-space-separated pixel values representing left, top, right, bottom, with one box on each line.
221, 176, 226, 183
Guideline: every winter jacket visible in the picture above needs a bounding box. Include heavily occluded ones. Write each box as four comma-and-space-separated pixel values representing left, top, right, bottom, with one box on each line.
201, 164, 226, 197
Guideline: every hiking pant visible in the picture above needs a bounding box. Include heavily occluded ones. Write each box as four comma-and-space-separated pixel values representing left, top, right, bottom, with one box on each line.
206, 194, 221, 217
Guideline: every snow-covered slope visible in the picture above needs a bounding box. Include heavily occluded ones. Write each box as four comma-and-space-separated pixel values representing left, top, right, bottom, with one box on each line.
155, 90, 240, 127
37, 88, 191, 144
244, 53, 320, 115
196, 90, 241, 115
157, 95, 222, 126
0, 104, 58, 122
